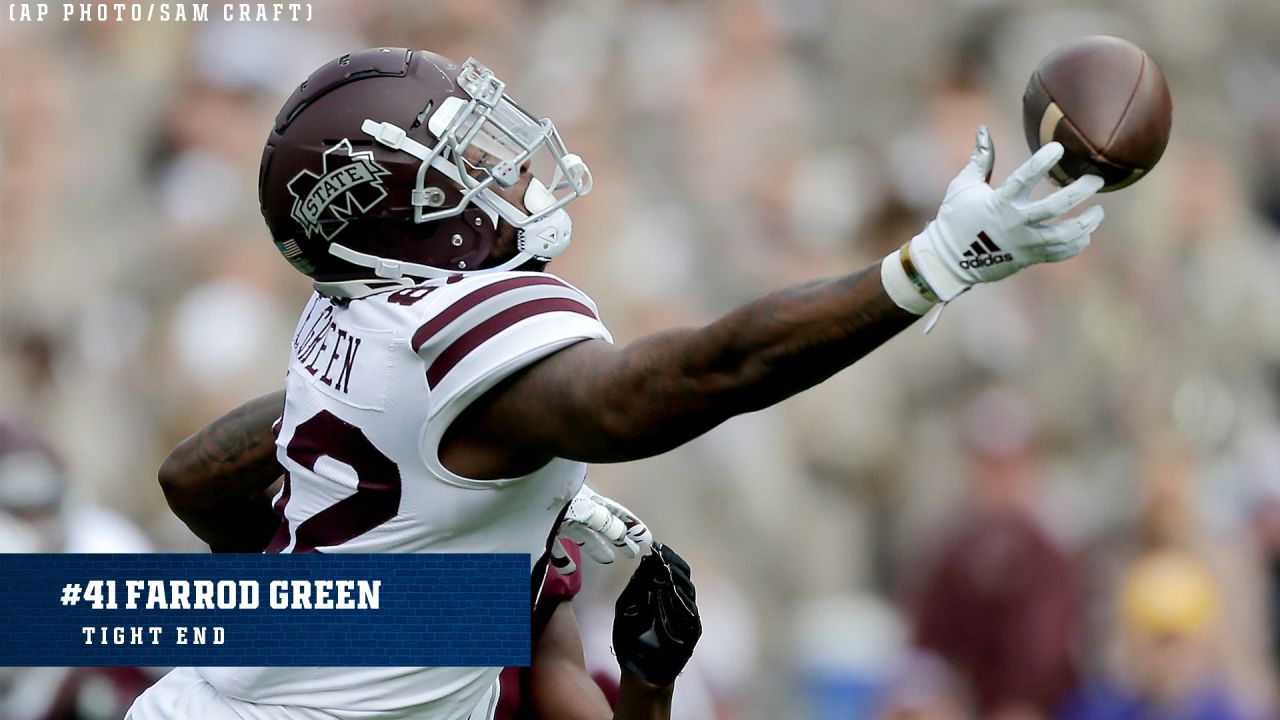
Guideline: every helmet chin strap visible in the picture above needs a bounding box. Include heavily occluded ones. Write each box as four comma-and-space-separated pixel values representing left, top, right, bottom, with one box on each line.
312, 275, 420, 300
327, 179, 572, 283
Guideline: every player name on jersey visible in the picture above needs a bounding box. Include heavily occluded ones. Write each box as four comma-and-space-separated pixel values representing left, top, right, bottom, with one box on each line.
293, 302, 363, 394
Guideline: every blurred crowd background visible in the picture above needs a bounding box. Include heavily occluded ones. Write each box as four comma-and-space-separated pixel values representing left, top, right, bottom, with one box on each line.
2, 0, 1280, 718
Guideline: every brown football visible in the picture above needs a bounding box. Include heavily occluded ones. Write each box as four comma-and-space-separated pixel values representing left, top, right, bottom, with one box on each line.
1023, 35, 1172, 192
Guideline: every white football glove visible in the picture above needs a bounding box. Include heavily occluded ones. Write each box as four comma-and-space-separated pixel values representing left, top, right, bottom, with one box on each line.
882, 126, 1106, 314
550, 484, 654, 576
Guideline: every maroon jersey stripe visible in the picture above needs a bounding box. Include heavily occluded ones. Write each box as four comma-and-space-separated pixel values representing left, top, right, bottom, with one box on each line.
426, 298, 596, 388
411, 275, 570, 353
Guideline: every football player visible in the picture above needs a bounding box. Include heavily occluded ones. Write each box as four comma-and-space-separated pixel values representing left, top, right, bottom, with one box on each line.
137, 391, 699, 720
135, 47, 1104, 719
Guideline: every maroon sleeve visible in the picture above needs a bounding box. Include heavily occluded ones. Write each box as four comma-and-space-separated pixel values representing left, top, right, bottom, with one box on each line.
533, 538, 583, 638
496, 666, 523, 720
539, 540, 584, 604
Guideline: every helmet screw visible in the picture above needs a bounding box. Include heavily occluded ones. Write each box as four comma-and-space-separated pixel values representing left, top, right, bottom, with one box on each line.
450, 234, 464, 246
424, 188, 445, 207
474, 217, 484, 226
458, 261, 467, 269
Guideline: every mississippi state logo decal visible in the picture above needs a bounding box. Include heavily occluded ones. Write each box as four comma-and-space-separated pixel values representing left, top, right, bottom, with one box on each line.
288, 139, 391, 240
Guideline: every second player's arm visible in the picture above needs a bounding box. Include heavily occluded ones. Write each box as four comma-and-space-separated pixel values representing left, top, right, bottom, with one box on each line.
445, 263, 916, 478
529, 602, 677, 720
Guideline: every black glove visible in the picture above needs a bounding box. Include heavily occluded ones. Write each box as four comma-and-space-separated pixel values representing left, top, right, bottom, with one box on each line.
612, 543, 702, 686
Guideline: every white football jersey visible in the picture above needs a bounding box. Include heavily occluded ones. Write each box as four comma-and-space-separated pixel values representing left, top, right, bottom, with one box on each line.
195, 271, 612, 719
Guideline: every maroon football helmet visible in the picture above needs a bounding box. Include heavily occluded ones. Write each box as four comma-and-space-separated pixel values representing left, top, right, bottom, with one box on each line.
259, 48, 592, 298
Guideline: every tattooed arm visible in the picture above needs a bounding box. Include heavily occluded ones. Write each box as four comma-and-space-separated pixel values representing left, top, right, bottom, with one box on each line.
158, 391, 286, 552
442, 264, 917, 479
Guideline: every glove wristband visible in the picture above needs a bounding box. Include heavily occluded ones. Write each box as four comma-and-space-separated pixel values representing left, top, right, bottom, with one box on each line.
880, 242, 938, 315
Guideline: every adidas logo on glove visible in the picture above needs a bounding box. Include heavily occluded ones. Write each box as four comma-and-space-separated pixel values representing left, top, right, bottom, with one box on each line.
958, 232, 1014, 269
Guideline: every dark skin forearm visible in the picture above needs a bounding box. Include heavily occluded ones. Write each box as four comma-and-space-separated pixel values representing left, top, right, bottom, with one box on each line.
612, 670, 674, 720
158, 391, 286, 552
444, 263, 917, 478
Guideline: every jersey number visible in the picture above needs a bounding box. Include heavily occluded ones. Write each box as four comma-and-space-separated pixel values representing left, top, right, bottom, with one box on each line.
265, 410, 402, 553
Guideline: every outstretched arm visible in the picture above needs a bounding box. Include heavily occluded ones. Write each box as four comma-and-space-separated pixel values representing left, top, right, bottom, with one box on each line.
444, 265, 913, 479
444, 132, 1103, 480
158, 391, 285, 552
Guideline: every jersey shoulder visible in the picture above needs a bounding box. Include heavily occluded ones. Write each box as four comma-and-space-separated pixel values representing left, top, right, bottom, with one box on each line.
406, 271, 606, 352
403, 272, 612, 398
